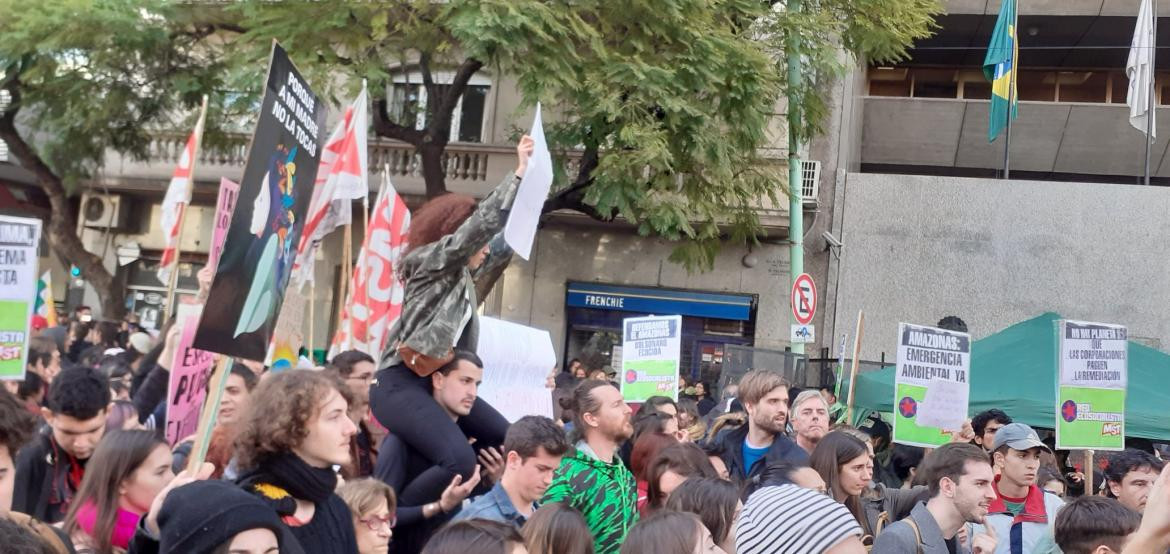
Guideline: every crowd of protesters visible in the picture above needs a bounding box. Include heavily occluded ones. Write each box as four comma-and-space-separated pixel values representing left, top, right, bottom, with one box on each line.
6, 136, 1170, 554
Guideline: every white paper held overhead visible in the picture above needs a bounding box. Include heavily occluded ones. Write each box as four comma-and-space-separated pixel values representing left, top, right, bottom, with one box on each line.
504, 103, 554, 260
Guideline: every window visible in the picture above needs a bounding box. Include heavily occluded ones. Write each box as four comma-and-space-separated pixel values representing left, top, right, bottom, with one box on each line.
0, 90, 9, 162
389, 71, 491, 143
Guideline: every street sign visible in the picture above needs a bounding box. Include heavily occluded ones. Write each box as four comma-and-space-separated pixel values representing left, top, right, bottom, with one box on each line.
791, 273, 817, 325
791, 324, 815, 343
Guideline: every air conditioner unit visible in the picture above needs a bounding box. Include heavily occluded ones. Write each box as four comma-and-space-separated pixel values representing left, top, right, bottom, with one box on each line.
79, 193, 130, 230
801, 160, 820, 206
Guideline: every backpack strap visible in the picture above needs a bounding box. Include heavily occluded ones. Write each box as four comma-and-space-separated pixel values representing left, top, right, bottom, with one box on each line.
904, 518, 924, 554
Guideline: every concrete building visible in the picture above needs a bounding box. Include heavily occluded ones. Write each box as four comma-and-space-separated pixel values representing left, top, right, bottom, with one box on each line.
813, 0, 1170, 362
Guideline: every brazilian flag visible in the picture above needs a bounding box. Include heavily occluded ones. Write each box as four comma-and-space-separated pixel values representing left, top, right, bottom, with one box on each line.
983, 0, 1018, 142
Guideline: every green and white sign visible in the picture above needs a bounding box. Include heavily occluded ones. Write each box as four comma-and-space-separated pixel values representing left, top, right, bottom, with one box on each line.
893, 322, 971, 448
620, 315, 681, 403
0, 216, 43, 380
1057, 320, 1126, 450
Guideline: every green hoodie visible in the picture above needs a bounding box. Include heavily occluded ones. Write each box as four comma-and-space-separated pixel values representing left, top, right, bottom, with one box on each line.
540, 442, 638, 554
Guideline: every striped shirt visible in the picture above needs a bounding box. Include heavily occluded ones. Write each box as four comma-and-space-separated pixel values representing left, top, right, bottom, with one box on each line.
737, 484, 862, 554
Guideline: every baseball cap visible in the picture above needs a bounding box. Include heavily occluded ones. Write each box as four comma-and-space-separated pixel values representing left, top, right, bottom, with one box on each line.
990, 422, 1052, 453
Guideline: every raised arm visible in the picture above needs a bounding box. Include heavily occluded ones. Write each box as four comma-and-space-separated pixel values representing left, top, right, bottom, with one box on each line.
415, 136, 534, 272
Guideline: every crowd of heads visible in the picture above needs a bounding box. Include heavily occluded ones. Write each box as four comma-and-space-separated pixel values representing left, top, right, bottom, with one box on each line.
2, 303, 1169, 554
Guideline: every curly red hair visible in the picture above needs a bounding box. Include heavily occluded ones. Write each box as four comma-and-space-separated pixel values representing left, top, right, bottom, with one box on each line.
404, 193, 477, 255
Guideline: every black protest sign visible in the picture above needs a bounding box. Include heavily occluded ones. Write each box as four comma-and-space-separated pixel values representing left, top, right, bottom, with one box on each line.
194, 42, 326, 361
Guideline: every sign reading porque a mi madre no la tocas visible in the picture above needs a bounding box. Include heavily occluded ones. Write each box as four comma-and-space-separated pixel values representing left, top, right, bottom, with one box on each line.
194, 42, 326, 361
621, 315, 682, 403
1057, 320, 1127, 450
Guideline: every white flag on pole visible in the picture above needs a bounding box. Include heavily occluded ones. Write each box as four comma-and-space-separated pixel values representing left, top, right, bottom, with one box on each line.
1127, 0, 1157, 139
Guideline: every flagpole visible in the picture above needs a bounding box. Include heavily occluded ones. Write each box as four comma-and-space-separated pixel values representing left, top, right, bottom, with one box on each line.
1003, 0, 1018, 180
1146, 0, 1158, 186
162, 95, 208, 324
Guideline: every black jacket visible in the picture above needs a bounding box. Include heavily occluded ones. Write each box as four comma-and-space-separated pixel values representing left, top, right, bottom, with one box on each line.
717, 423, 809, 485
375, 434, 457, 554
12, 431, 86, 524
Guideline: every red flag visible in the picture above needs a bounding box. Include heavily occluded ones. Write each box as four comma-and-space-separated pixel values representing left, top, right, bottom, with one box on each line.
331, 174, 409, 357
291, 83, 368, 288
158, 99, 208, 284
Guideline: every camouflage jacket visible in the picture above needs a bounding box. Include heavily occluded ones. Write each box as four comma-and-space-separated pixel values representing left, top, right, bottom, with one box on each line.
541, 443, 638, 554
379, 173, 520, 367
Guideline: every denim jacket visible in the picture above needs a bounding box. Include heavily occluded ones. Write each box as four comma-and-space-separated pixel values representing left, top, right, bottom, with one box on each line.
454, 481, 535, 529
379, 173, 520, 367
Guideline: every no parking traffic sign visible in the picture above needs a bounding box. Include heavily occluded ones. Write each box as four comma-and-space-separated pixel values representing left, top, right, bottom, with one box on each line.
791, 273, 816, 325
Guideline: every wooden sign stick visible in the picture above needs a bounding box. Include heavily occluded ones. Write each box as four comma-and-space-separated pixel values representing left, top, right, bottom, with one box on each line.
186, 356, 234, 474
844, 310, 866, 425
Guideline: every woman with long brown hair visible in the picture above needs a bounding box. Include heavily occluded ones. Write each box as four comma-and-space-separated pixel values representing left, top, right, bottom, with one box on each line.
521, 503, 594, 554
809, 430, 924, 545
619, 510, 724, 554
369, 136, 534, 510
64, 430, 174, 554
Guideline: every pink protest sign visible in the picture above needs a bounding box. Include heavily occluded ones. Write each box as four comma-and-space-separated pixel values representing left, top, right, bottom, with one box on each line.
207, 177, 240, 273
165, 312, 215, 446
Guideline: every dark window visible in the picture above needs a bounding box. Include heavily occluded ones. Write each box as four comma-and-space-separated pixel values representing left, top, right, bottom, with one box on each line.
458, 85, 489, 143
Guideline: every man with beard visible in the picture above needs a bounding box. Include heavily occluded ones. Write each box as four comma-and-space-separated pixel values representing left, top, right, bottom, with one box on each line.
873, 443, 998, 553
541, 380, 636, 554
717, 369, 807, 485
791, 389, 830, 454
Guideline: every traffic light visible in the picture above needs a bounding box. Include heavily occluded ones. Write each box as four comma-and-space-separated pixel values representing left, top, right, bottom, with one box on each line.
70, 265, 81, 278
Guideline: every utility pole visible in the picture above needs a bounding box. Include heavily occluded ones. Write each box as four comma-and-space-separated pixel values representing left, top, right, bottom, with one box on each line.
787, 0, 805, 355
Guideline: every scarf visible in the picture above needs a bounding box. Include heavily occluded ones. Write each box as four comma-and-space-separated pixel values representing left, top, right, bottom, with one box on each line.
75, 501, 140, 550
237, 452, 338, 511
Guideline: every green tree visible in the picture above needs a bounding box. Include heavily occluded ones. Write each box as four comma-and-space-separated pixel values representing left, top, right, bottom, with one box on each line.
0, 0, 224, 317
224, 0, 939, 272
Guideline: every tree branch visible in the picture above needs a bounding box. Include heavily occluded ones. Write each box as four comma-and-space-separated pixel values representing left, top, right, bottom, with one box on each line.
372, 97, 424, 145
542, 145, 612, 220
418, 51, 439, 127
430, 57, 484, 140
0, 76, 120, 315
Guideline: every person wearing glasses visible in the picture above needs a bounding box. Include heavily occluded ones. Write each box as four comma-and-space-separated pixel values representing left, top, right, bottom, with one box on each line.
339, 478, 398, 554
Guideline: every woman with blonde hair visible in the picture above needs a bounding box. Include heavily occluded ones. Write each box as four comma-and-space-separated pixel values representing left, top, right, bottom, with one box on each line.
338, 478, 397, 554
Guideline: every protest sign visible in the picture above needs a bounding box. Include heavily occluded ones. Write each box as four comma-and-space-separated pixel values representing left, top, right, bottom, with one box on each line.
194, 42, 326, 361
621, 315, 682, 403
1057, 320, 1127, 450
207, 178, 240, 273
476, 317, 555, 422
893, 322, 971, 447
503, 103, 553, 260
165, 311, 215, 446
0, 216, 41, 380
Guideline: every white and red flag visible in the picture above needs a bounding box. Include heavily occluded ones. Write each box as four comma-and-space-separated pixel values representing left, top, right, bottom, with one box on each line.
157, 98, 208, 284
330, 173, 410, 358
291, 82, 369, 288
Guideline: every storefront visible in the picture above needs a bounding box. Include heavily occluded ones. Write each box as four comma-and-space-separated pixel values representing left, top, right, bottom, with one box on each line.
123, 256, 200, 331
563, 281, 757, 388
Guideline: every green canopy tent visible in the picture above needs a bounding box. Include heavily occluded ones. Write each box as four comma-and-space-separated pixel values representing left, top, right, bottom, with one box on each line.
851, 312, 1170, 441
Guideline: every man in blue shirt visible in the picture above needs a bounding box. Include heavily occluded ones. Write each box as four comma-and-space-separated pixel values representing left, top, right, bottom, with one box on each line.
456, 415, 569, 528
717, 369, 808, 485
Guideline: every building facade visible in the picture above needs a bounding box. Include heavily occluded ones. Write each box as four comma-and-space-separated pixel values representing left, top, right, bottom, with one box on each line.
2, 67, 809, 385
812, 0, 1170, 362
